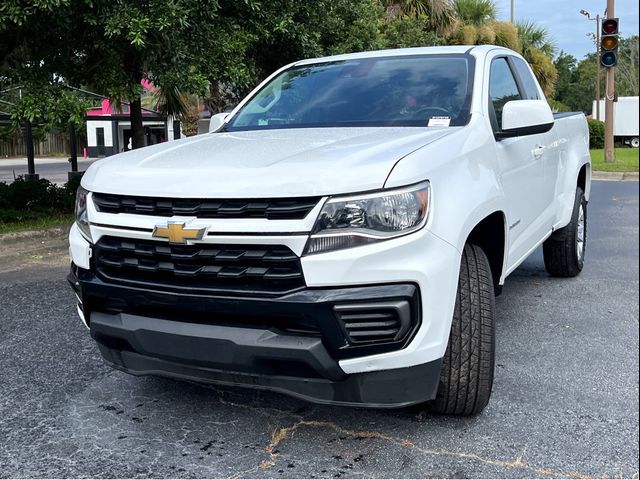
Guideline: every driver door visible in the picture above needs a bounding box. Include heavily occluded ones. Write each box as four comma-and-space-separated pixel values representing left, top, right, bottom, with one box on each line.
488, 56, 555, 266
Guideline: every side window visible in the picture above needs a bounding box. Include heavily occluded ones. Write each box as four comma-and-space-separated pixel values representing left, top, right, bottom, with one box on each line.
511, 57, 541, 100
489, 58, 521, 128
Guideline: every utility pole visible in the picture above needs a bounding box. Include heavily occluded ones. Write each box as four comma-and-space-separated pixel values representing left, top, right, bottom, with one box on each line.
580, 9, 603, 119
595, 14, 601, 120
604, 0, 616, 163
510, 0, 515, 23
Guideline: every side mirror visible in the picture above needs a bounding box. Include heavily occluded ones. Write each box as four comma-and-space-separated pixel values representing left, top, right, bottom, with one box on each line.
498, 100, 554, 139
209, 112, 229, 133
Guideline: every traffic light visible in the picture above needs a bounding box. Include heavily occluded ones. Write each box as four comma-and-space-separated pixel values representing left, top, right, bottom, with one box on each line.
600, 18, 619, 68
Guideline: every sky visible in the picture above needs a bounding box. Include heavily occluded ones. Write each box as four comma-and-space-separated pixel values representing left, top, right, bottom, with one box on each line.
494, 0, 640, 60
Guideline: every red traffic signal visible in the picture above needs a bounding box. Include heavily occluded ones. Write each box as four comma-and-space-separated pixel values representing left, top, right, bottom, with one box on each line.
602, 18, 619, 35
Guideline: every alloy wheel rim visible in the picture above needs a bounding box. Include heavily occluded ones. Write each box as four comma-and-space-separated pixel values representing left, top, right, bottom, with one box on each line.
576, 203, 585, 262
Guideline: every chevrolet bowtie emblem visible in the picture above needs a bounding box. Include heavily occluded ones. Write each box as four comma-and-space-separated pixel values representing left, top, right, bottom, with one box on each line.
152, 222, 206, 244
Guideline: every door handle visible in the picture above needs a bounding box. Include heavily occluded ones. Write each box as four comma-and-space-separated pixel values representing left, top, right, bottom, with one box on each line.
533, 145, 546, 158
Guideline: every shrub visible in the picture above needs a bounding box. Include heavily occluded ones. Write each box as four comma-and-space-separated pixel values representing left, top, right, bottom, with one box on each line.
0, 176, 79, 224
587, 119, 605, 149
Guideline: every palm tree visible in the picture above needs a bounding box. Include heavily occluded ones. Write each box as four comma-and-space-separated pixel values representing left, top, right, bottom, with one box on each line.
516, 21, 557, 57
381, 0, 456, 33
513, 21, 558, 97
452, 0, 497, 26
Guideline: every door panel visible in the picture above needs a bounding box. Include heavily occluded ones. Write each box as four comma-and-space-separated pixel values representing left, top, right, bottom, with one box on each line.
488, 57, 554, 267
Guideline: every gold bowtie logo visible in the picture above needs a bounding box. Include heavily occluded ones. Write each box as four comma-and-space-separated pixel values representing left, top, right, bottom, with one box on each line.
152, 222, 206, 244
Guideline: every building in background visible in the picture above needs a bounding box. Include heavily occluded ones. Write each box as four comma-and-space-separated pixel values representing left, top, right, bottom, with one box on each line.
86, 99, 181, 157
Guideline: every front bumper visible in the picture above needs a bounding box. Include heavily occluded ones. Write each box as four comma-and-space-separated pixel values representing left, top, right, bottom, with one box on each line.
68, 218, 461, 407
69, 266, 440, 407
90, 311, 442, 408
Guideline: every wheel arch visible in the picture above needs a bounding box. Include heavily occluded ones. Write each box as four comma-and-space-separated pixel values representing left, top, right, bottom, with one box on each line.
577, 162, 591, 201
465, 210, 508, 289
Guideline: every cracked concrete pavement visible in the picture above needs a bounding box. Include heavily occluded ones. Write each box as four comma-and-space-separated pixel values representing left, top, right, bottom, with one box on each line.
0, 180, 638, 478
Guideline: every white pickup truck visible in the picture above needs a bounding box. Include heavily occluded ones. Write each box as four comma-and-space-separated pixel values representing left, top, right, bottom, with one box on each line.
69, 45, 591, 416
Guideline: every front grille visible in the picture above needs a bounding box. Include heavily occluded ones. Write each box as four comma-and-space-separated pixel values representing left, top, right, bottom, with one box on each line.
92, 193, 320, 220
93, 236, 305, 296
334, 301, 412, 345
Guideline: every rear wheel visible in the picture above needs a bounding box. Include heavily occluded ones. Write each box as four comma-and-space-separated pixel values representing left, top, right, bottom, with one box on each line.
431, 244, 495, 416
630, 137, 639, 148
543, 187, 586, 277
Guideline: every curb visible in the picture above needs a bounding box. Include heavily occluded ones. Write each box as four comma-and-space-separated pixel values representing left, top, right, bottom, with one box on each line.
592, 171, 639, 181
0, 226, 68, 244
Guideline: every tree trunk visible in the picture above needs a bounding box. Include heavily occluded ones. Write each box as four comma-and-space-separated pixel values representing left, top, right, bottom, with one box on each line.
130, 96, 145, 149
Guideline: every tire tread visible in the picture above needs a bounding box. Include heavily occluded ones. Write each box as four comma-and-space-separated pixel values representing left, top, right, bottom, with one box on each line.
543, 188, 586, 278
432, 244, 495, 416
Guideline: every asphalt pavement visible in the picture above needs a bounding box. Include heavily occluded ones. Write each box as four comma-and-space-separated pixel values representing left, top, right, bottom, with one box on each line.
0, 157, 98, 185
0, 180, 638, 478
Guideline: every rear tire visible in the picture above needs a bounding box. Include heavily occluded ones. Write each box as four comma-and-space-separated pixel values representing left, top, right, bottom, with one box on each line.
543, 187, 586, 277
431, 244, 495, 416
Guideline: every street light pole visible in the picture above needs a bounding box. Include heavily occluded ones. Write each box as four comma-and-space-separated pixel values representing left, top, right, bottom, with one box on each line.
580, 9, 603, 121
510, 0, 515, 23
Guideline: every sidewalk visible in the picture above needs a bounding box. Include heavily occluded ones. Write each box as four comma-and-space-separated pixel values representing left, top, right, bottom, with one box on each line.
0, 157, 98, 185
592, 171, 639, 181
0, 156, 97, 166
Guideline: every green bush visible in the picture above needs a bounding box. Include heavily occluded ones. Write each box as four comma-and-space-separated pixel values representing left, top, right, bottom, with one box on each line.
0, 176, 79, 224
588, 119, 605, 149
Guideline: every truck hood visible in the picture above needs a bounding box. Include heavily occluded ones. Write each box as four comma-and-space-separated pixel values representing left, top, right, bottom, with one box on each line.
82, 127, 458, 198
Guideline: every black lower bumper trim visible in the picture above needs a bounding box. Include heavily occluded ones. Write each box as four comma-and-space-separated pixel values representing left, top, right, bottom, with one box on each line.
101, 346, 443, 408
71, 266, 421, 360
91, 311, 346, 381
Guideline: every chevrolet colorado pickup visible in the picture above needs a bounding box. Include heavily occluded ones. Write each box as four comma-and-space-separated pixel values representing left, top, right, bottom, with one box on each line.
68, 46, 591, 416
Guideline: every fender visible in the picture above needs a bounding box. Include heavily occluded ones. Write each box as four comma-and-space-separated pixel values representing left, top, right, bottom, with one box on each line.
553, 113, 592, 231
385, 120, 510, 284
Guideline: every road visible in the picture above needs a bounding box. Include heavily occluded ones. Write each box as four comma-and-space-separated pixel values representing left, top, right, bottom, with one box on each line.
0, 180, 638, 478
0, 157, 98, 185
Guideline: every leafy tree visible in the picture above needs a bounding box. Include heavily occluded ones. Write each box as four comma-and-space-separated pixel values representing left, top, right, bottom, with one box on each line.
379, 14, 444, 48
553, 37, 638, 114
452, 0, 497, 26
516, 21, 556, 57
381, 0, 456, 33
1, 0, 225, 148
616, 35, 639, 96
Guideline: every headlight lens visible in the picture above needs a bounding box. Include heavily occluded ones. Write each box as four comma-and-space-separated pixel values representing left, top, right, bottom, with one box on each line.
305, 181, 430, 255
75, 186, 92, 242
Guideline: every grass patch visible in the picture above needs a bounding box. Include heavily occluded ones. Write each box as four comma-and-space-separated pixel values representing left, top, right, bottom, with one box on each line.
0, 214, 74, 235
590, 148, 639, 172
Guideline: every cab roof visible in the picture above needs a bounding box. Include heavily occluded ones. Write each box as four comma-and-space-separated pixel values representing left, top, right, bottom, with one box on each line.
294, 45, 511, 66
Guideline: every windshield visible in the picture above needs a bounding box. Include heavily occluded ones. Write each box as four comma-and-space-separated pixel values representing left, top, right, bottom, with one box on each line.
225, 54, 474, 131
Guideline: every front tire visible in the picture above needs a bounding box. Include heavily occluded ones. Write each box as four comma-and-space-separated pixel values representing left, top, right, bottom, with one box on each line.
543, 187, 586, 277
431, 244, 495, 416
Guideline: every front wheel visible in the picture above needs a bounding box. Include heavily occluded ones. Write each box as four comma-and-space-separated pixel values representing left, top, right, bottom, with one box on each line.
430, 244, 495, 416
543, 187, 586, 277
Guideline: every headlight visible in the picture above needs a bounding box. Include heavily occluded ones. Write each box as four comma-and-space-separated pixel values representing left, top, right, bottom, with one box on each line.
75, 186, 92, 242
304, 181, 430, 255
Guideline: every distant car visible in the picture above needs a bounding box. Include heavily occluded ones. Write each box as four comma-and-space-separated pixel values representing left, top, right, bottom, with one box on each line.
69, 45, 591, 416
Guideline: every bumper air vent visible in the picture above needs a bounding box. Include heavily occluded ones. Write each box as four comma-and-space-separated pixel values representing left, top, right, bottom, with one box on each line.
333, 300, 412, 345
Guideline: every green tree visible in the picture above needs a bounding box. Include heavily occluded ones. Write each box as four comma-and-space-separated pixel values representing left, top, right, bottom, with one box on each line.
1, 0, 225, 148
616, 35, 639, 96
380, 0, 456, 33
452, 0, 497, 25
516, 21, 556, 57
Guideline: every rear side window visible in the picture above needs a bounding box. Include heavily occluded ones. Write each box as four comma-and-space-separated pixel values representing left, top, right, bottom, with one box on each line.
489, 58, 522, 126
511, 57, 541, 100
